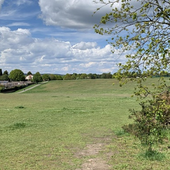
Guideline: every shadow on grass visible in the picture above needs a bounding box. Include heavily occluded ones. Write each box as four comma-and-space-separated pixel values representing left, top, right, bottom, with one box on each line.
139, 150, 166, 161
114, 129, 130, 137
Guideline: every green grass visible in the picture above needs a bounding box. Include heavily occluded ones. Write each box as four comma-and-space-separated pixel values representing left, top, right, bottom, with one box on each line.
0, 79, 170, 169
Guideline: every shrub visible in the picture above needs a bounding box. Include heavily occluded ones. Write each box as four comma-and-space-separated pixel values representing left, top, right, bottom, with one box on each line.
123, 92, 170, 151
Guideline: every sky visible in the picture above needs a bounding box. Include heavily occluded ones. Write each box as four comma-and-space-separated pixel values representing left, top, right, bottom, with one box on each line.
0, 0, 125, 74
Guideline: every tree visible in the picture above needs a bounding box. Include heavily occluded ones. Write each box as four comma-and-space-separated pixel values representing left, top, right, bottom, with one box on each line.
27, 71, 32, 76
71, 73, 77, 80
101, 72, 112, 79
55, 75, 63, 80
80, 73, 87, 79
94, 0, 170, 78
49, 74, 57, 80
33, 72, 43, 83
94, 0, 170, 152
0, 69, 2, 76
0, 74, 9, 81
3, 70, 8, 75
63, 73, 72, 80
9, 69, 25, 81
88, 73, 96, 79
42, 74, 50, 81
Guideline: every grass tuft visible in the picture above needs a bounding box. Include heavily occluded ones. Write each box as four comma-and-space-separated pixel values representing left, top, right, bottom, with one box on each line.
9, 122, 26, 130
114, 129, 130, 137
15, 105, 25, 109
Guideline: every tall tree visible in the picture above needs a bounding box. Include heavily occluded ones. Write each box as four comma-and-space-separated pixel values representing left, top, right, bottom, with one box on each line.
0, 69, 2, 76
9, 69, 25, 81
94, 0, 170, 152
3, 70, 8, 75
94, 0, 170, 79
33, 72, 43, 83
27, 71, 32, 76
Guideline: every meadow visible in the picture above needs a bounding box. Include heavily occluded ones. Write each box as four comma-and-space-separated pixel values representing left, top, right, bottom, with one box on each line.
0, 79, 170, 170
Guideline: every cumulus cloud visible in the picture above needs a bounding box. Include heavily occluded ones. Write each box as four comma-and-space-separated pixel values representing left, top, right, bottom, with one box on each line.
0, 26, 126, 74
38, 0, 111, 29
72, 42, 97, 50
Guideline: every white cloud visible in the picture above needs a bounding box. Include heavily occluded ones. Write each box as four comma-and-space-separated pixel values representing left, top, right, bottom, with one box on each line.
7, 22, 30, 27
0, 27, 126, 74
38, 0, 111, 29
72, 42, 97, 50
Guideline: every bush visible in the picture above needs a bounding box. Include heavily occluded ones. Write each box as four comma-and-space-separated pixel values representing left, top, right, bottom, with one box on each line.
123, 91, 170, 151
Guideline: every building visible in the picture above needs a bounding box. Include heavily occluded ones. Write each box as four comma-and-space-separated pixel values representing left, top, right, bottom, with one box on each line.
25, 75, 33, 81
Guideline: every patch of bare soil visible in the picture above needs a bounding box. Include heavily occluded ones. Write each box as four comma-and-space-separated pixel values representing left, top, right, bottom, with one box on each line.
75, 137, 112, 170
77, 158, 110, 170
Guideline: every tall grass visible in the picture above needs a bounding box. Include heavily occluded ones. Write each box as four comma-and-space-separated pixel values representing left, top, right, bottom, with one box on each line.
0, 79, 169, 169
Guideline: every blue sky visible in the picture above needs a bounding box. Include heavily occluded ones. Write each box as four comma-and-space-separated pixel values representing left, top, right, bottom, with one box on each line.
0, 0, 125, 74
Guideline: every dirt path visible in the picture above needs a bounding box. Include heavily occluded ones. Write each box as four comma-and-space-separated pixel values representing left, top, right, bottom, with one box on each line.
17, 81, 48, 93
76, 137, 112, 170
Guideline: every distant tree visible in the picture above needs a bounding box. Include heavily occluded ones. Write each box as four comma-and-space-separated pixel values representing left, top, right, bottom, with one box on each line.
42, 74, 50, 81
56, 75, 63, 80
101, 72, 112, 79
64, 74, 72, 80
33, 72, 43, 83
0, 69, 2, 76
27, 71, 32, 76
49, 74, 56, 80
0, 74, 9, 81
9, 69, 25, 81
80, 73, 87, 79
88, 73, 97, 79
71, 73, 77, 80
3, 70, 8, 75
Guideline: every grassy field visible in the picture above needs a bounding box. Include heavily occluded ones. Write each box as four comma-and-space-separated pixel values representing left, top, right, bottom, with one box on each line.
0, 79, 170, 169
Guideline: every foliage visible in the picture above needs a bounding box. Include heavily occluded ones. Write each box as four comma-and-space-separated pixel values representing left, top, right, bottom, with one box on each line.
79, 73, 87, 79
71, 73, 77, 80
9, 69, 25, 81
123, 92, 170, 151
0, 69, 2, 76
55, 74, 63, 80
33, 72, 43, 83
101, 72, 112, 79
94, 0, 170, 151
88, 73, 97, 79
94, 0, 170, 78
49, 74, 57, 80
42, 74, 50, 81
3, 70, 8, 75
0, 74, 9, 81
27, 71, 32, 76
63, 73, 72, 80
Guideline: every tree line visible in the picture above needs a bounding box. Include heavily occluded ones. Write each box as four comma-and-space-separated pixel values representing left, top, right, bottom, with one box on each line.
0, 69, 116, 83
1, 68, 170, 83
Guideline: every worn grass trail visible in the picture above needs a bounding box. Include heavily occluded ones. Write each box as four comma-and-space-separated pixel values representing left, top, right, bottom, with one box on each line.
0, 79, 170, 169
